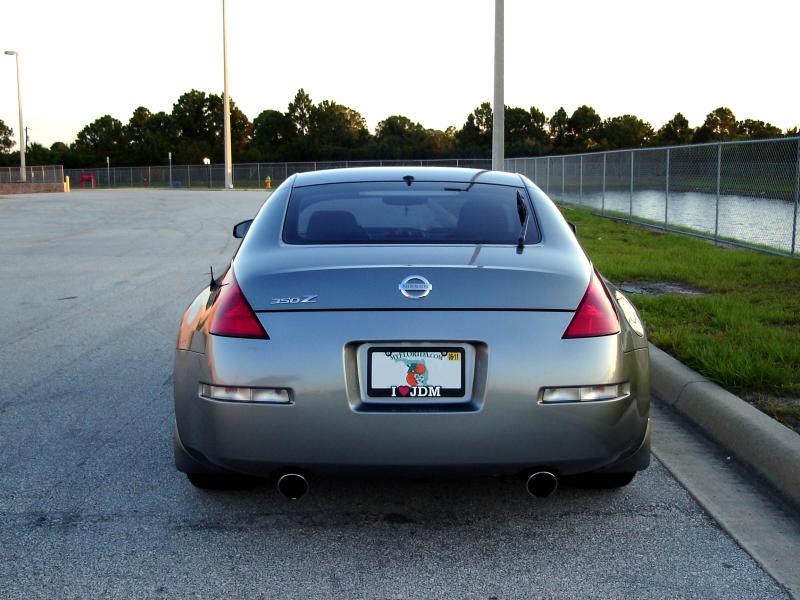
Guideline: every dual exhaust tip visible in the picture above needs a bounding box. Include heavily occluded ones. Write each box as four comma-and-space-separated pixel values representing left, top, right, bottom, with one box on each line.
526, 471, 558, 498
276, 473, 309, 500
276, 471, 558, 500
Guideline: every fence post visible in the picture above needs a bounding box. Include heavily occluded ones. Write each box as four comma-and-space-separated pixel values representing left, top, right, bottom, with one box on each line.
187, 165, 191, 188
665, 147, 670, 230
546, 157, 550, 194
284, 163, 288, 181
130, 167, 133, 187
792, 138, 799, 256
629, 151, 634, 222
561, 156, 565, 201
579, 155, 583, 205
602, 153, 606, 214
257, 163, 260, 188
715, 143, 722, 241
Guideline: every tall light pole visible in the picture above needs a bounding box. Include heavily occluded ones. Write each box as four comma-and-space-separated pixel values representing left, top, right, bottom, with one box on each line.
222, 0, 233, 189
4, 50, 25, 182
491, 0, 504, 172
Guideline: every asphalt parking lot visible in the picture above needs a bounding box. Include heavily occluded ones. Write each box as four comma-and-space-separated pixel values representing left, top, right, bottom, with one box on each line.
0, 189, 791, 599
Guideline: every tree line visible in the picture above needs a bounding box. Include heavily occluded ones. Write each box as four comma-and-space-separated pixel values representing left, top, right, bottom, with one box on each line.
0, 88, 796, 168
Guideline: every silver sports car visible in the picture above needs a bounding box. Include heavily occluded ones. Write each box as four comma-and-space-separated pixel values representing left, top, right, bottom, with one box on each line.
174, 167, 650, 499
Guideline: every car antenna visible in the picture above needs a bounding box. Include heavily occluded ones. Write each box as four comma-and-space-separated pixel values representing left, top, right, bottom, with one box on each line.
209, 265, 218, 291
403, 175, 414, 187
516, 191, 530, 254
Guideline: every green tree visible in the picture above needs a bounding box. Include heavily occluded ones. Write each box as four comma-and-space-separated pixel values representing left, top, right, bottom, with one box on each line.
455, 102, 492, 157
74, 115, 125, 164
654, 112, 694, 146
737, 119, 782, 139
566, 105, 602, 151
0, 118, 13, 154
312, 100, 369, 152
505, 107, 531, 153
207, 93, 252, 160
287, 88, 314, 137
504, 105, 549, 156
693, 107, 738, 143
599, 115, 654, 150
169, 89, 250, 162
527, 106, 549, 149
26, 142, 56, 166
548, 107, 569, 152
252, 109, 292, 159
373, 115, 432, 159
172, 90, 212, 142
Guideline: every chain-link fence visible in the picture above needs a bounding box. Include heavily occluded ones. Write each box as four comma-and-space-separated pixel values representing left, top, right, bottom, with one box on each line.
507, 137, 800, 257
63, 158, 492, 191
0, 164, 64, 184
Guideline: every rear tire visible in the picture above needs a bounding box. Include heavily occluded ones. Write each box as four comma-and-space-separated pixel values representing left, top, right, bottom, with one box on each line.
571, 471, 637, 489
186, 472, 259, 490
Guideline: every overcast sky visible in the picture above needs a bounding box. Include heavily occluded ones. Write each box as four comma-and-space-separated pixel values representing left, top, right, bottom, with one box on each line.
1, 0, 798, 150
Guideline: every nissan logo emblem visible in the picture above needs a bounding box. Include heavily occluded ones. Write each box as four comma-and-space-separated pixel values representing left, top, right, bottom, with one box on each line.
399, 275, 432, 299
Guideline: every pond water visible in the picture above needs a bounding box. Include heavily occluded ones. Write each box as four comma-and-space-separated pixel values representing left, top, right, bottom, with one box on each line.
563, 190, 798, 253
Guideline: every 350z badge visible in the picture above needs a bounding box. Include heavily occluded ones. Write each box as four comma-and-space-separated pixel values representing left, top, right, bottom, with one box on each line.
270, 294, 318, 305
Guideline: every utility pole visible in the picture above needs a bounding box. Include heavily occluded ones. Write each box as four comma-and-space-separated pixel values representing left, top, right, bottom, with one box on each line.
4, 50, 25, 181
222, 0, 233, 189
491, 0, 504, 171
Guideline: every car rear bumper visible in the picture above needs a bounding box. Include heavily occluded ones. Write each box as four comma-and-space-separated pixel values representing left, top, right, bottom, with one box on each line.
174, 311, 650, 477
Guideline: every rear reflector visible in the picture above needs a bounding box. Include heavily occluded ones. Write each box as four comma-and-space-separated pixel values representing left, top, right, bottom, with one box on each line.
200, 384, 291, 403
541, 382, 630, 403
209, 270, 269, 339
562, 270, 620, 339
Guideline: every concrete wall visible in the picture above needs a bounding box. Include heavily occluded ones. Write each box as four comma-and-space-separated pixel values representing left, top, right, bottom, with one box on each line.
0, 183, 65, 194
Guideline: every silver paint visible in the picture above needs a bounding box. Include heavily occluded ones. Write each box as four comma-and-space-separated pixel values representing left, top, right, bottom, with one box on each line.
174, 167, 650, 477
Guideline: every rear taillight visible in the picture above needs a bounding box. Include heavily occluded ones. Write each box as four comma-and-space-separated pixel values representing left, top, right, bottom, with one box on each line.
562, 270, 620, 339
209, 271, 269, 339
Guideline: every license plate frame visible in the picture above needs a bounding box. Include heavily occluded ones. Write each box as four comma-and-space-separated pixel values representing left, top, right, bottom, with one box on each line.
367, 346, 466, 399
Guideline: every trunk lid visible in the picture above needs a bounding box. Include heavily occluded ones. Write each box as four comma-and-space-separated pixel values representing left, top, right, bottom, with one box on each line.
235, 245, 590, 312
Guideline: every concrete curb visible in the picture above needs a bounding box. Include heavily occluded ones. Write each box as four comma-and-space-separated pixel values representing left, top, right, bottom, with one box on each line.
649, 343, 800, 509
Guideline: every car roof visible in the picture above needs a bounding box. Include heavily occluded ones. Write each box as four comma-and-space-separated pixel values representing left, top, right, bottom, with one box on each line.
292, 166, 524, 187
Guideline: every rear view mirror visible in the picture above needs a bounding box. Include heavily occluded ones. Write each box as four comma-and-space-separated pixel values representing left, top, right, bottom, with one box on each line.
567, 222, 577, 236
233, 220, 253, 239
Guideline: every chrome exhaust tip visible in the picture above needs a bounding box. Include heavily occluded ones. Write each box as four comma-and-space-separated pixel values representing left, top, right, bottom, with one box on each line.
526, 471, 558, 498
277, 473, 309, 500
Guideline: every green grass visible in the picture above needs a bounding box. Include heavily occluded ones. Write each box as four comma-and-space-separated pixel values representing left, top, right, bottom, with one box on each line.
563, 205, 800, 428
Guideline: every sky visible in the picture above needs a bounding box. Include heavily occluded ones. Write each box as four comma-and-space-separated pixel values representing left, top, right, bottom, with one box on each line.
1, 0, 798, 150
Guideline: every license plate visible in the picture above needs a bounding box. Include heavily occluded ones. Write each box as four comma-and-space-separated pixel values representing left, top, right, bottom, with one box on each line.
367, 347, 465, 398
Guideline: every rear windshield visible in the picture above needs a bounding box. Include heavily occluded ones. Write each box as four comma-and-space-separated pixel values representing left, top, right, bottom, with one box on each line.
283, 181, 540, 245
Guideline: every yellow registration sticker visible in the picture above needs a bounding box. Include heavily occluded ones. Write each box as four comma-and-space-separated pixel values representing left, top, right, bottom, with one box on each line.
447, 352, 459, 361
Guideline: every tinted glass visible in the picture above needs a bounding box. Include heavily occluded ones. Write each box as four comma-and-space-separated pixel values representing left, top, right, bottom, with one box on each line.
283, 182, 540, 245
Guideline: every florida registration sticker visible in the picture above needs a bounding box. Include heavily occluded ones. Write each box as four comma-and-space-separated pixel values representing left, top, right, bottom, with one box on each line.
367, 347, 465, 398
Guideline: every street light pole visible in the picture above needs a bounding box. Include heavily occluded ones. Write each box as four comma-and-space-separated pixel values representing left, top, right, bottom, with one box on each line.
203, 157, 211, 189
222, 0, 233, 189
4, 50, 26, 182
491, 0, 504, 172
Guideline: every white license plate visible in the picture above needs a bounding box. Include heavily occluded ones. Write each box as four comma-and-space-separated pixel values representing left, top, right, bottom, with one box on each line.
368, 347, 465, 398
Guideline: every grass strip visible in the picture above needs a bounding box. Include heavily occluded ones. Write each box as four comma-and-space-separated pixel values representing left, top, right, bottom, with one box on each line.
562, 205, 800, 430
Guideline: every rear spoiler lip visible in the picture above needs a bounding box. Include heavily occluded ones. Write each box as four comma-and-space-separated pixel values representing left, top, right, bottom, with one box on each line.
255, 307, 575, 314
